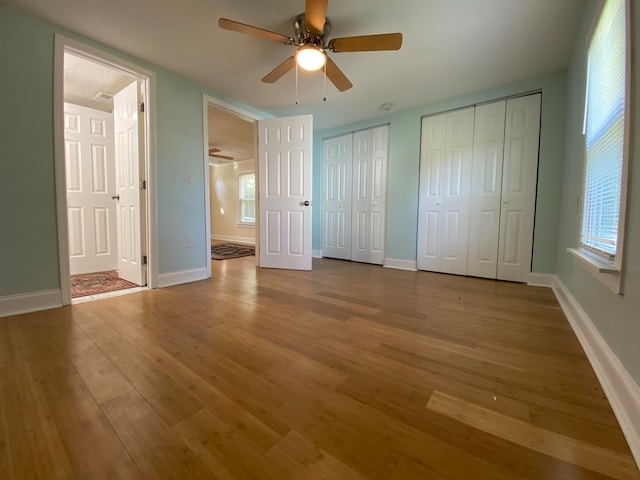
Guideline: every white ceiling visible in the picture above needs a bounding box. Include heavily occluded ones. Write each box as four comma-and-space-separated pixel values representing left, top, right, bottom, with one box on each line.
2, 0, 586, 130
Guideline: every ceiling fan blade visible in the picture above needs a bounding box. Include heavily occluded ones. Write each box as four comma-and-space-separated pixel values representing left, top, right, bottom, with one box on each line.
209, 148, 221, 153
305, 0, 329, 35
209, 153, 234, 161
262, 56, 296, 84
218, 18, 293, 44
329, 33, 403, 52
325, 57, 353, 92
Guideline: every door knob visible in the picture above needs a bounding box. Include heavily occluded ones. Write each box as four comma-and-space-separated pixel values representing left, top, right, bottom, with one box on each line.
111, 194, 120, 200
303, 200, 311, 206
372, 203, 378, 207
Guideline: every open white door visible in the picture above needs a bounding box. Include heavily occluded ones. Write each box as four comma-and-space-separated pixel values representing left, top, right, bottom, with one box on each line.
113, 80, 146, 285
258, 115, 313, 270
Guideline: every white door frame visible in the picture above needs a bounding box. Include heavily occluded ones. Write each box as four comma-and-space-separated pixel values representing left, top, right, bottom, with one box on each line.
202, 95, 263, 277
53, 35, 158, 305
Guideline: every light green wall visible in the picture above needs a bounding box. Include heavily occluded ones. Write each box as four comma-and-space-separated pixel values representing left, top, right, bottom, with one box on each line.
313, 71, 567, 273
0, 6, 269, 296
556, 0, 640, 384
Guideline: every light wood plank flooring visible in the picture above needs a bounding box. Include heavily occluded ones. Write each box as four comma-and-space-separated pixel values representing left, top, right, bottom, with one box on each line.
1, 257, 638, 479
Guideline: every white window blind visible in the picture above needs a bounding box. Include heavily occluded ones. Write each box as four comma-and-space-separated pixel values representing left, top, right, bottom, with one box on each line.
581, 0, 627, 257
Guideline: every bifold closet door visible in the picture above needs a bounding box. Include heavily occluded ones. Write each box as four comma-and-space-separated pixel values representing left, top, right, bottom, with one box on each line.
497, 94, 541, 282
322, 134, 353, 260
417, 107, 475, 274
351, 125, 388, 265
467, 101, 506, 278
467, 93, 541, 281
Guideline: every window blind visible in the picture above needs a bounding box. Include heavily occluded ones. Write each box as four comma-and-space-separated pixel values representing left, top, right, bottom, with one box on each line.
582, 0, 626, 256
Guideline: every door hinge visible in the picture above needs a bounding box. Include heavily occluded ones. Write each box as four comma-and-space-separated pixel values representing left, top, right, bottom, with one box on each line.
142, 255, 147, 265
140, 101, 145, 113
141, 179, 147, 190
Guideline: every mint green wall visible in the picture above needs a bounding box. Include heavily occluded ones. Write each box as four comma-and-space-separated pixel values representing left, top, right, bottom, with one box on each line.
556, 0, 640, 384
0, 6, 268, 296
313, 71, 567, 273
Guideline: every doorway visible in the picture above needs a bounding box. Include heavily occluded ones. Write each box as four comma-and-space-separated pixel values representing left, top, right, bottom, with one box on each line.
203, 97, 261, 274
54, 36, 157, 305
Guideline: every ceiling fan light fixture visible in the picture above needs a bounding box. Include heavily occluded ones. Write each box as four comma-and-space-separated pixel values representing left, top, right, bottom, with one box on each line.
295, 45, 326, 71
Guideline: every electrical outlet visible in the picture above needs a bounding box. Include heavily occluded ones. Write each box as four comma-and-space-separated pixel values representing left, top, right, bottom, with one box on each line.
185, 169, 193, 183
186, 236, 193, 248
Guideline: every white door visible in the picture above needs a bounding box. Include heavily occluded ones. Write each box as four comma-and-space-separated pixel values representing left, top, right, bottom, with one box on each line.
113, 80, 146, 286
497, 94, 541, 282
64, 103, 117, 275
417, 108, 474, 274
258, 115, 313, 270
467, 100, 506, 278
351, 125, 388, 265
322, 133, 352, 260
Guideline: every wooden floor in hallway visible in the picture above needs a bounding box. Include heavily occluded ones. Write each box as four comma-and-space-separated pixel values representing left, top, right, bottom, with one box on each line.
1, 256, 638, 479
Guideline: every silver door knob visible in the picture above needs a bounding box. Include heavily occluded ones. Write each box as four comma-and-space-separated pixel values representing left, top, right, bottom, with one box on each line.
111, 194, 120, 200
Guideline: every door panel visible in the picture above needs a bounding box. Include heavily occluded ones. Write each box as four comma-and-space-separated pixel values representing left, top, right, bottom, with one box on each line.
417, 115, 446, 271
114, 80, 145, 286
439, 107, 475, 275
467, 100, 506, 278
64, 103, 117, 275
351, 125, 388, 265
322, 134, 352, 259
258, 115, 313, 270
497, 94, 541, 282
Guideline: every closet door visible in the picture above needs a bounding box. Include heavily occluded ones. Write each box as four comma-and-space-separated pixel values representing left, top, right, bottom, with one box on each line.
497, 94, 541, 282
417, 107, 475, 273
467, 101, 506, 278
351, 125, 389, 265
322, 134, 353, 259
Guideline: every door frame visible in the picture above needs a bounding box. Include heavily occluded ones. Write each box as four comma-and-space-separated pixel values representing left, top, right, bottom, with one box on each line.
53, 35, 158, 305
202, 95, 262, 277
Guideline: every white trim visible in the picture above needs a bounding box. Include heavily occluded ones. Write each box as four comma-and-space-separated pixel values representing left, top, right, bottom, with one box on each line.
211, 235, 255, 245
527, 272, 555, 287
158, 268, 208, 288
552, 277, 640, 469
205, 96, 263, 122
312, 249, 323, 258
384, 258, 418, 271
54, 35, 159, 306
0, 290, 62, 318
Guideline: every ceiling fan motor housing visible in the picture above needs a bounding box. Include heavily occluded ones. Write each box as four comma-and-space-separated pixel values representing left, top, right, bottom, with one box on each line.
293, 13, 331, 46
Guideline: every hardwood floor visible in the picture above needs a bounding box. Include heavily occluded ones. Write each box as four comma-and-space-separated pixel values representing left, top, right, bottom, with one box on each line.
1, 257, 638, 479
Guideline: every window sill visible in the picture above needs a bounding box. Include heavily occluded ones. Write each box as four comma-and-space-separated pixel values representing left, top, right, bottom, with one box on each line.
237, 223, 255, 228
567, 248, 622, 294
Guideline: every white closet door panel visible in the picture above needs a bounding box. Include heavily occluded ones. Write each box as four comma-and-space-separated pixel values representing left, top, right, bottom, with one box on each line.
417, 115, 446, 271
322, 134, 352, 259
498, 94, 541, 282
468, 101, 506, 278
440, 107, 475, 275
351, 126, 388, 265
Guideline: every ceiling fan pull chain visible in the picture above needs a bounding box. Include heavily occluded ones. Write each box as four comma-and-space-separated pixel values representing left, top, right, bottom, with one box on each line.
295, 62, 299, 105
323, 62, 327, 102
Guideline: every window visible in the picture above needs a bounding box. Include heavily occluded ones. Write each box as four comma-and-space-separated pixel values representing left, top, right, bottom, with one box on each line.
572, 0, 629, 293
238, 172, 255, 225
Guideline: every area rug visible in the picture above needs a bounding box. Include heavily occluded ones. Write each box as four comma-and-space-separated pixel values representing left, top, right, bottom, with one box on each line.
211, 242, 255, 260
71, 270, 137, 298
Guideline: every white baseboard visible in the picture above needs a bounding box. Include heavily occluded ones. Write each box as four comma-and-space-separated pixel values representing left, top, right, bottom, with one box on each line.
383, 258, 418, 271
0, 289, 63, 318
528, 272, 555, 287
553, 278, 640, 469
158, 268, 208, 288
211, 235, 255, 245
312, 249, 322, 259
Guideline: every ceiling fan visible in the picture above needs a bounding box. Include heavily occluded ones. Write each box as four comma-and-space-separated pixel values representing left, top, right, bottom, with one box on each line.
218, 0, 403, 92
209, 148, 234, 161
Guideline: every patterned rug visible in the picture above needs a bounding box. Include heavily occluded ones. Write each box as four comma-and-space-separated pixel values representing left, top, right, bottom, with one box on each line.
211, 242, 255, 260
71, 270, 137, 298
